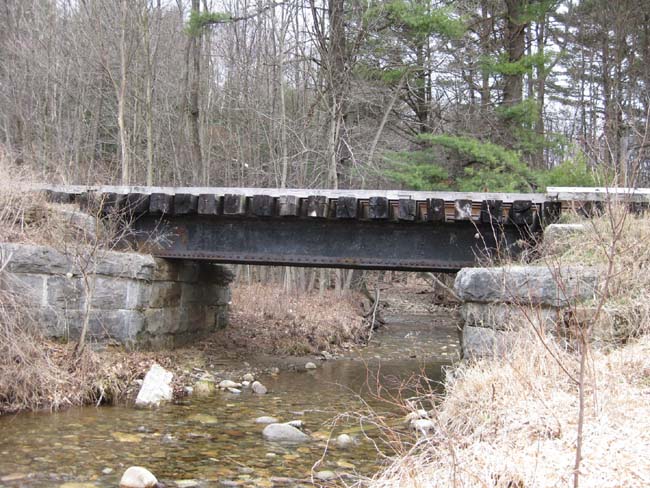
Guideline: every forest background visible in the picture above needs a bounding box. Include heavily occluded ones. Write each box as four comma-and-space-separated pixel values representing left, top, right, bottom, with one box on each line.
1, 0, 648, 194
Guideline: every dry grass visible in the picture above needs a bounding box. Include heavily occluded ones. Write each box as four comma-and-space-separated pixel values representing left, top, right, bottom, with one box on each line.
0, 159, 103, 249
0, 158, 132, 413
367, 331, 650, 487
365, 208, 650, 487
224, 283, 368, 355
536, 206, 650, 342
0, 250, 146, 414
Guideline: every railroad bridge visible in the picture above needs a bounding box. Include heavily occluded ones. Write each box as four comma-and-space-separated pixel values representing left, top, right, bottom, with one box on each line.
43, 186, 647, 272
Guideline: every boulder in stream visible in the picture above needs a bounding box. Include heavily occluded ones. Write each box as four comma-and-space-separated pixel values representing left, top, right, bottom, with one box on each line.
262, 423, 310, 443
135, 364, 173, 408
193, 373, 216, 397
410, 418, 435, 435
336, 433, 353, 448
304, 362, 317, 370
286, 420, 304, 429
218, 379, 241, 389
315, 470, 336, 481
119, 466, 160, 488
251, 381, 267, 395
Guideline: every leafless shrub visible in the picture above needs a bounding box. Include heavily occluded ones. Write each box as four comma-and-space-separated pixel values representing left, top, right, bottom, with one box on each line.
361, 196, 650, 487
0, 158, 137, 412
223, 282, 368, 355
537, 204, 650, 343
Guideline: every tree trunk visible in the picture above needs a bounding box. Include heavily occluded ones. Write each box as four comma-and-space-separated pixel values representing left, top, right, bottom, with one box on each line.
117, 0, 130, 185
503, 0, 527, 107
535, 16, 547, 168
143, 2, 156, 186
188, 0, 203, 184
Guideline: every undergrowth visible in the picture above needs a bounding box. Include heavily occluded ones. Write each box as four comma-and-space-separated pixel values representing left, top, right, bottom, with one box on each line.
366, 331, 650, 487
224, 283, 368, 355
536, 207, 650, 342
0, 159, 132, 413
362, 205, 650, 487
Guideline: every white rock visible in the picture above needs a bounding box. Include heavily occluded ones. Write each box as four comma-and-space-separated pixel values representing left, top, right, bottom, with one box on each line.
336, 433, 353, 448
320, 351, 333, 360
304, 362, 317, 370
255, 416, 279, 424
218, 380, 241, 389
242, 373, 255, 382
227, 387, 241, 394
315, 470, 336, 481
241, 381, 250, 387
135, 364, 173, 408
119, 466, 159, 488
286, 420, 303, 429
252, 381, 267, 395
410, 418, 435, 435
175, 481, 200, 488
262, 423, 310, 443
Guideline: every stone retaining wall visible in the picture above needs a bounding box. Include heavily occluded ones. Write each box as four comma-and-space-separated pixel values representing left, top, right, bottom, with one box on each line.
0, 243, 233, 349
454, 265, 600, 359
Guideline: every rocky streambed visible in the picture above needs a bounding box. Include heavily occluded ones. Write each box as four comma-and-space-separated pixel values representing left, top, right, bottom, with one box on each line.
0, 310, 460, 487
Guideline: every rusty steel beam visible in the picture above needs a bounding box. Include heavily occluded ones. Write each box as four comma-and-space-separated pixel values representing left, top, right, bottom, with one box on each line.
131, 216, 529, 272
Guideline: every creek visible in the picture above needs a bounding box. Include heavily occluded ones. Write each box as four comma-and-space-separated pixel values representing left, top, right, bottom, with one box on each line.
0, 312, 460, 487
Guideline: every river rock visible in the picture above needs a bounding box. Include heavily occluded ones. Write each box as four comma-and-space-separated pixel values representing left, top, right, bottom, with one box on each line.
227, 387, 241, 394
320, 350, 334, 360
410, 418, 435, 435
315, 470, 336, 481
135, 364, 173, 408
119, 466, 159, 488
286, 420, 303, 429
262, 423, 310, 443
336, 433, 353, 448
242, 373, 255, 382
193, 373, 216, 397
255, 416, 279, 424
188, 413, 218, 424
252, 381, 267, 395
1, 474, 27, 482
175, 480, 200, 488
241, 381, 250, 387
218, 379, 241, 389
304, 362, 317, 370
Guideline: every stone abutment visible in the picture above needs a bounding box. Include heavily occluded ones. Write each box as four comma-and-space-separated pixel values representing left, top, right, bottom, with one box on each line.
0, 242, 232, 349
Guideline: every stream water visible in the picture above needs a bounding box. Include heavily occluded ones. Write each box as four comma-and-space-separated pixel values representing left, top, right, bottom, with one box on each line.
0, 312, 460, 487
